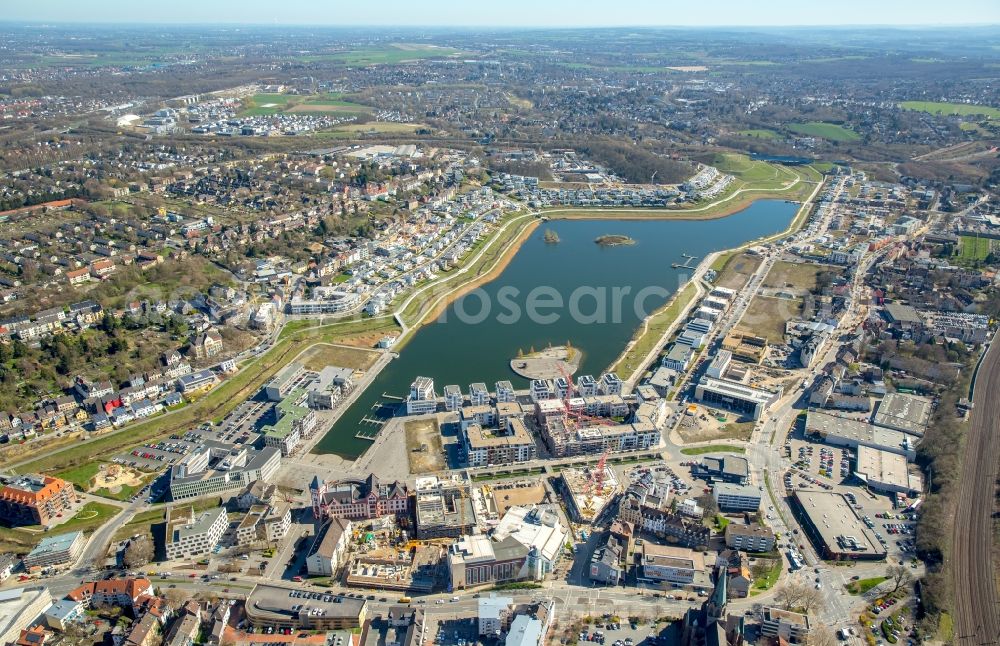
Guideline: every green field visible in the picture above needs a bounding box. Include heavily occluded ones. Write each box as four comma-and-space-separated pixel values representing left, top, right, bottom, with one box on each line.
240, 92, 370, 117
295, 45, 463, 66
900, 101, 1000, 119
786, 122, 861, 142
56, 502, 120, 534
737, 129, 781, 139
956, 235, 994, 266
679, 444, 746, 455
55, 462, 103, 489
753, 559, 783, 590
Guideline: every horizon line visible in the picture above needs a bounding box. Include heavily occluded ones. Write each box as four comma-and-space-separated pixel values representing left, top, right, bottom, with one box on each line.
3, 20, 999, 29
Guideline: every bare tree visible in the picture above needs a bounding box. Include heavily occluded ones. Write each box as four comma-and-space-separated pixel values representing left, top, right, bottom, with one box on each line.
887, 564, 914, 593
162, 588, 190, 611
123, 537, 154, 569
774, 581, 824, 614
809, 628, 839, 646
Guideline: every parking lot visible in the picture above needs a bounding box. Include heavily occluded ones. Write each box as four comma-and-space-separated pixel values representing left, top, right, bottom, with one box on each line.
783, 434, 917, 560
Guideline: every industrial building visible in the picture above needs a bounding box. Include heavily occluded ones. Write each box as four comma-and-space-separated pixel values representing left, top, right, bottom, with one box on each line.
853, 446, 923, 495
872, 393, 932, 437
805, 410, 917, 460
791, 490, 887, 561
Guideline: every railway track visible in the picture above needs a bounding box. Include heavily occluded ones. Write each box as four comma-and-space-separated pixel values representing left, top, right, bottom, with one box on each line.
952, 339, 1000, 644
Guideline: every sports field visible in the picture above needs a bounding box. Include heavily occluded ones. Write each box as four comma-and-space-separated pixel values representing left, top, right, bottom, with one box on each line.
786, 122, 860, 142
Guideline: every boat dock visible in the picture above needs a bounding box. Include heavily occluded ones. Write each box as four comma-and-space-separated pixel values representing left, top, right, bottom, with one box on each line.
671, 253, 698, 269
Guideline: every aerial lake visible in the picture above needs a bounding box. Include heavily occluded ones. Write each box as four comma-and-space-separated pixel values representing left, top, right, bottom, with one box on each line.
314, 199, 799, 458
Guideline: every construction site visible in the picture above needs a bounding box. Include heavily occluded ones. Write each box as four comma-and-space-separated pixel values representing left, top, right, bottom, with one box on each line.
558, 459, 620, 523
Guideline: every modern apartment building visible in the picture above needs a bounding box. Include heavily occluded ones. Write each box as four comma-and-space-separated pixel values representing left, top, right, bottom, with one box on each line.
164, 507, 229, 560
0, 474, 77, 526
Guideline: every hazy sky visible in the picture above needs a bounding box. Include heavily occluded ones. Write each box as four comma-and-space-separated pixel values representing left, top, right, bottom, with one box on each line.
5, 0, 999, 27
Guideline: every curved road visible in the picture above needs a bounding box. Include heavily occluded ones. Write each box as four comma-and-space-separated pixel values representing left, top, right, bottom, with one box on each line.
953, 336, 1000, 644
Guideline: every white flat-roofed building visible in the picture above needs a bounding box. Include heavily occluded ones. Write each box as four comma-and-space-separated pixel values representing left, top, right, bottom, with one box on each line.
576, 374, 598, 396
791, 490, 886, 561
805, 410, 917, 460
406, 376, 437, 415
713, 483, 761, 513
288, 288, 358, 315
695, 377, 779, 421
854, 446, 923, 495
761, 607, 811, 644
710, 286, 736, 301
0, 587, 54, 646
706, 350, 732, 379
495, 381, 516, 403
873, 393, 932, 437
638, 544, 704, 585
444, 385, 463, 412
530, 379, 555, 402
599, 373, 622, 396
164, 506, 228, 560
469, 383, 489, 406
23, 531, 85, 571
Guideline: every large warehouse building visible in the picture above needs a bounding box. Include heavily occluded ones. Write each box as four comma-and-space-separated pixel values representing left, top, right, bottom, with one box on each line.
853, 446, 923, 495
804, 410, 917, 460
872, 393, 932, 437
791, 490, 886, 561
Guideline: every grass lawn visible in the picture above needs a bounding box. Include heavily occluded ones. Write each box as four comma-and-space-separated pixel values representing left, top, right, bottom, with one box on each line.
680, 444, 746, 455
753, 559, 783, 590
738, 129, 781, 139
737, 295, 802, 345
56, 502, 120, 534
299, 343, 380, 372
714, 252, 762, 291
956, 235, 993, 265
714, 515, 730, 532
846, 576, 888, 595
55, 462, 103, 489
316, 122, 427, 138
900, 101, 1000, 119
786, 122, 861, 142
763, 260, 834, 291
612, 282, 698, 380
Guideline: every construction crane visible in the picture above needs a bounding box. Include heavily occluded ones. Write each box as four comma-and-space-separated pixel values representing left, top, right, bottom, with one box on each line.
593, 448, 610, 497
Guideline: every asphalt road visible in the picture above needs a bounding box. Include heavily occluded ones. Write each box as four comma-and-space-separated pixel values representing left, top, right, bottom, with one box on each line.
952, 335, 1000, 645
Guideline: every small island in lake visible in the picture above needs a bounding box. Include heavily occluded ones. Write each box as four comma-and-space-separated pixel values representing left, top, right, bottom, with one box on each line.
595, 234, 636, 247
543, 229, 561, 244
